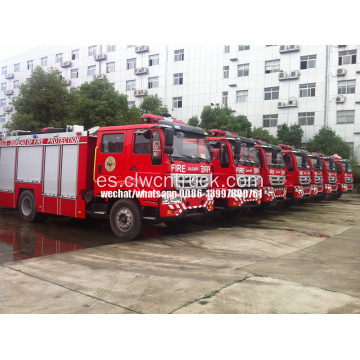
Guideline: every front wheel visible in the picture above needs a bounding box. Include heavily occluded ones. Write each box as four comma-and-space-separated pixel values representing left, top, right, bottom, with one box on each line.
110, 199, 143, 240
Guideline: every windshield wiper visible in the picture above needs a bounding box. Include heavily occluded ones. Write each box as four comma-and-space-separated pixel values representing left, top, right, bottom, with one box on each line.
172, 154, 197, 163
194, 156, 211, 164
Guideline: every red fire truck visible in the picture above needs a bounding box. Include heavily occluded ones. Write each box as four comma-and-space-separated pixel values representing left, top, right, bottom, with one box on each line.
253, 139, 287, 209
206, 129, 262, 215
331, 154, 354, 199
0, 114, 214, 240
303, 151, 324, 201
314, 153, 338, 198
279, 144, 312, 206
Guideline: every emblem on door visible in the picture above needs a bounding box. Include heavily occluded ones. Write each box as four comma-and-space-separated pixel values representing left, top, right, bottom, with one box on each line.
105, 156, 116, 172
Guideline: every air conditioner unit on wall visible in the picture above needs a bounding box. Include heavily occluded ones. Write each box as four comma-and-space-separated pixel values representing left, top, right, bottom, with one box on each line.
279, 45, 288, 52
4, 90, 13, 95
289, 45, 300, 51
288, 99, 297, 106
337, 68, 346, 76
134, 67, 148, 75
135, 45, 149, 53
278, 71, 288, 79
93, 74, 106, 80
94, 53, 107, 61
290, 70, 300, 78
134, 90, 146, 97
60, 61, 71, 67
336, 95, 345, 103
4, 106, 13, 112
5, 73, 14, 79
278, 102, 286, 107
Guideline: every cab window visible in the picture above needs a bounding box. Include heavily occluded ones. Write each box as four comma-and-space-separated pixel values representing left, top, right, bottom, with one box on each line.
101, 133, 124, 153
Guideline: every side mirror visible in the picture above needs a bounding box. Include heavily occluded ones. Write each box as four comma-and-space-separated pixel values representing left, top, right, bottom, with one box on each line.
164, 128, 174, 147
164, 146, 174, 155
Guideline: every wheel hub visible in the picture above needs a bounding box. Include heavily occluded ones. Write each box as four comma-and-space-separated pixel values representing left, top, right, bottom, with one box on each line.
116, 208, 134, 232
22, 197, 32, 217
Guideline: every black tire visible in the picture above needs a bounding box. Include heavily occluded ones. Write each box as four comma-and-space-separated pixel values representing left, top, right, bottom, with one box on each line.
18, 190, 46, 223
269, 201, 284, 210
164, 218, 191, 230
192, 213, 214, 225
109, 199, 143, 241
283, 201, 293, 209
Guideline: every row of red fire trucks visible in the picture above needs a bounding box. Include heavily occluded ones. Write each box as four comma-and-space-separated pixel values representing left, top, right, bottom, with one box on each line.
0, 113, 355, 240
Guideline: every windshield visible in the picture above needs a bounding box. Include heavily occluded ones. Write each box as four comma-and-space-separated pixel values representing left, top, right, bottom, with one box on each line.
263, 148, 286, 169
340, 160, 352, 173
172, 131, 211, 163
239, 143, 260, 165
310, 156, 323, 171
324, 158, 336, 171
295, 154, 310, 170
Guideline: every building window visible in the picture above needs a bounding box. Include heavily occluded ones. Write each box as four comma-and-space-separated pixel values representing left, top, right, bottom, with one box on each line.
236, 90, 248, 103
174, 49, 184, 62
264, 87, 279, 100
0, 115, 5, 123
88, 65, 96, 76
174, 73, 183, 85
223, 66, 229, 79
107, 45, 116, 52
173, 97, 182, 108
41, 57, 47, 66
126, 80, 136, 91
300, 55, 316, 69
238, 63, 249, 77
149, 54, 159, 66
128, 101, 135, 108
127, 45, 136, 48
299, 112, 315, 126
106, 62, 115, 73
338, 50, 357, 65
222, 91, 228, 105
71, 69, 79, 79
265, 59, 280, 74
56, 53, 63, 63
72, 49, 79, 60
300, 83, 316, 97
88, 46, 97, 56
127, 58, 136, 70
14, 63, 20, 72
338, 80, 355, 94
13, 80, 19, 89
0, 99, 6, 107
224, 45, 230, 53
148, 77, 159, 89
238, 45, 250, 51
1, 83, 6, 91
337, 110, 355, 124
2, 67, 7, 75
263, 114, 278, 127
347, 142, 354, 158
27, 61, 33, 70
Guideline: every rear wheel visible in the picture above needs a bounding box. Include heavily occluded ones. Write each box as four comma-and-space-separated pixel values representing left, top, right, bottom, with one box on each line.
110, 199, 143, 240
18, 190, 47, 223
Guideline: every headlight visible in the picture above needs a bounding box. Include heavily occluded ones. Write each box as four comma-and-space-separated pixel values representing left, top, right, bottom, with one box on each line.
162, 195, 182, 205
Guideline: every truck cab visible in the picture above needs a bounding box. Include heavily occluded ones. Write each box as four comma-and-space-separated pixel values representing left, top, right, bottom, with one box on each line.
253, 139, 287, 208
279, 144, 312, 204
332, 154, 354, 198
306, 152, 324, 200
206, 129, 262, 213
316, 153, 338, 197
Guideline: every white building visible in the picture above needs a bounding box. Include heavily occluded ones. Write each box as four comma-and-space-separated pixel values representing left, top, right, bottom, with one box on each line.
1, 45, 359, 159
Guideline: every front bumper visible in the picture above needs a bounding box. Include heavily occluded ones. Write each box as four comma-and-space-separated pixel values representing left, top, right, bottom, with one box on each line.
262, 186, 287, 203
324, 183, 338, 194
311, 184, 324, 197
340, 183, 353, 193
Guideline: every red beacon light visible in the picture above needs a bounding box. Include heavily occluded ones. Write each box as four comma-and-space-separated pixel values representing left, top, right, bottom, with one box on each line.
278, 144, 293, 150
209, 129, 226, 137
141, 113, 185, 125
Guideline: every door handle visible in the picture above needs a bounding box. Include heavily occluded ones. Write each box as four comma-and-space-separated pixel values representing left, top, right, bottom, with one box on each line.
98, 164, 102, 173
130, 167, 138, 171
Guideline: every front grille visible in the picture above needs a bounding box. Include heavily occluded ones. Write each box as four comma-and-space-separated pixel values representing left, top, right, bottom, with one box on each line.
299, 176, 311, 185
329, 177, 337, 184
171, 173, 212, 190
236, 174, 262, 188
315, 176, 323, 184
345, 177, 353, 183
269, 176, 286, 186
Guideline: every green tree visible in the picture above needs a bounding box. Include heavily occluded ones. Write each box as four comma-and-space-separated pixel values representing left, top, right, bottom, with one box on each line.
251, 127, 278, 145
7, 66, 73, 131
187, 115, 200, 127
197, 104, 252, 136
277, 123, 304, 148
306, 127, 350, 158
139, 94, 168, 115
68, 79, 140, 129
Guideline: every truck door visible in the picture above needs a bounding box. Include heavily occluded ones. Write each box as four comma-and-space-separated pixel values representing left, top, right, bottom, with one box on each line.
129, 129, 162, 192
94, 131, 127, 194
